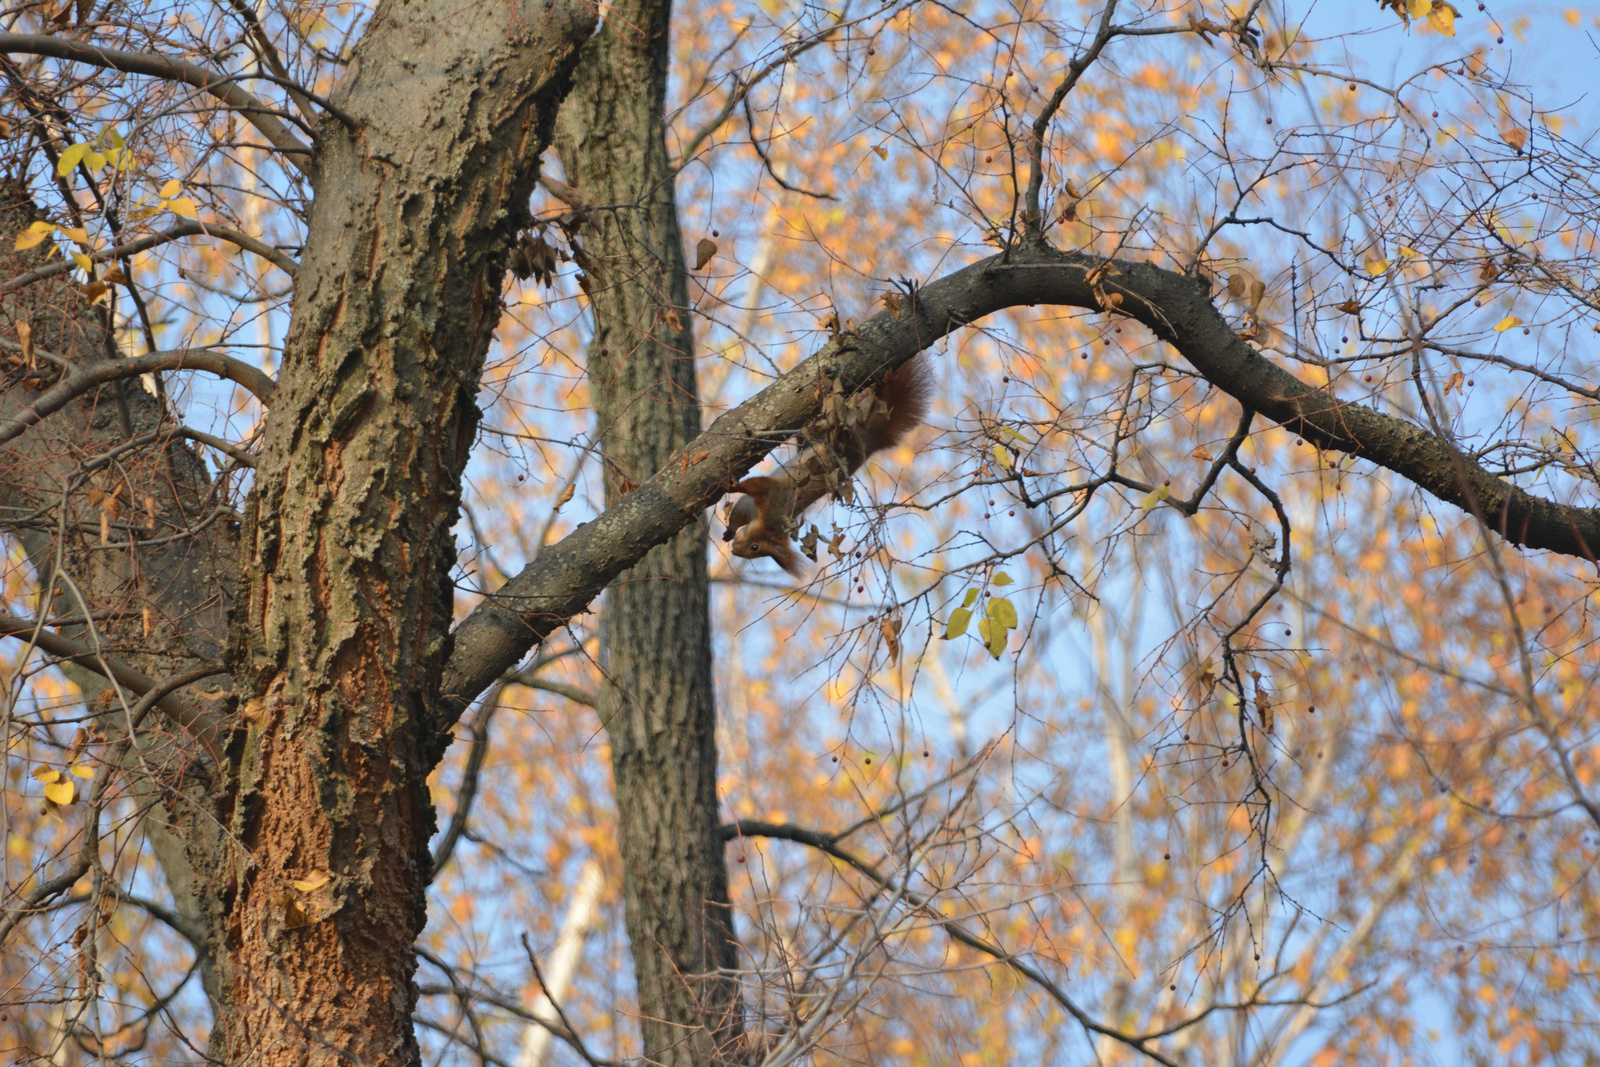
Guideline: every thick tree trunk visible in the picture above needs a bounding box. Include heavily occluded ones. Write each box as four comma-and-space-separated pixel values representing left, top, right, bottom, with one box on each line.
212, 2, 592, 1062
554, 2, 745, 1062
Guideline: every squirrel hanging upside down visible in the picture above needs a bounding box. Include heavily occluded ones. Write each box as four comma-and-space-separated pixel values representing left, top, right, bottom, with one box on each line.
723, 355, 931, 576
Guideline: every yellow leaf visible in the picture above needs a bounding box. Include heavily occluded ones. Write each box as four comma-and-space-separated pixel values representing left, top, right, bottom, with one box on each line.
1407, 0, 1430, 16
1140, 483, 1172, 510
291, 870, 331, 893
976, 616, 1006, 659
166, 197, 199, 219
83, 150, 106, 170
31, 766, 62, 783
992, 571, 1013, 586
59, 225, 88, 243
71, 252, 92, 272
56, 141, 89, 175
872, 143, 888, 160
159, 178, 181, 199
992, 444, 1012, 470
944, 606, 973, 640
987, 596, 1018, 628
1493, 316, 1521, 332
83, 280, 110, 302
962, 588, 980, 607
1364, 253, 1389, 276
14, 224, 52, 251
70, 765, 95, 779
44, 780, 75, 805
1398, 246, 1419, 258
1427, 3, 1455, 35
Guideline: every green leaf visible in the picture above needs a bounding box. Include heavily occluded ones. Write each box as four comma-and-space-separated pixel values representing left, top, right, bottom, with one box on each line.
1140, 483, 1172, 510
992, 571, 1013, 586
944, 607, 972, 640
992, 444, 1012, 471
987, 596, 1018, 629
83, 150, 107, 171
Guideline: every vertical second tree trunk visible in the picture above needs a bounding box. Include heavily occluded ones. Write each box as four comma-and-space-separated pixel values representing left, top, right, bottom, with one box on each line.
555, 2, 744, 1062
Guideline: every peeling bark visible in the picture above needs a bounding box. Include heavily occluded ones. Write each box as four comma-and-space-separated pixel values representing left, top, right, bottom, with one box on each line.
215, 2, 593, 1061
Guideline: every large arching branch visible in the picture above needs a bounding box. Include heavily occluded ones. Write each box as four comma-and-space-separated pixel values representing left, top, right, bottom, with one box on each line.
440, 240, 1600, 719
0, 34, 313, 173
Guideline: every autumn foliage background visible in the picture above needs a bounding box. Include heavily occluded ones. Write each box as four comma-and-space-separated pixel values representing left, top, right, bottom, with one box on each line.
4, 0, 1600, 1064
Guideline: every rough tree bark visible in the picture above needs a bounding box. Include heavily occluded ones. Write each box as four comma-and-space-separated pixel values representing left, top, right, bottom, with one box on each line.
212, 2, 595, 1060
552, 0, 745, 1060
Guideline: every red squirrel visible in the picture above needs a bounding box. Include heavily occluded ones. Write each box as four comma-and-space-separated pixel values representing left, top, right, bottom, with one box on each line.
723, 355, 931, 576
